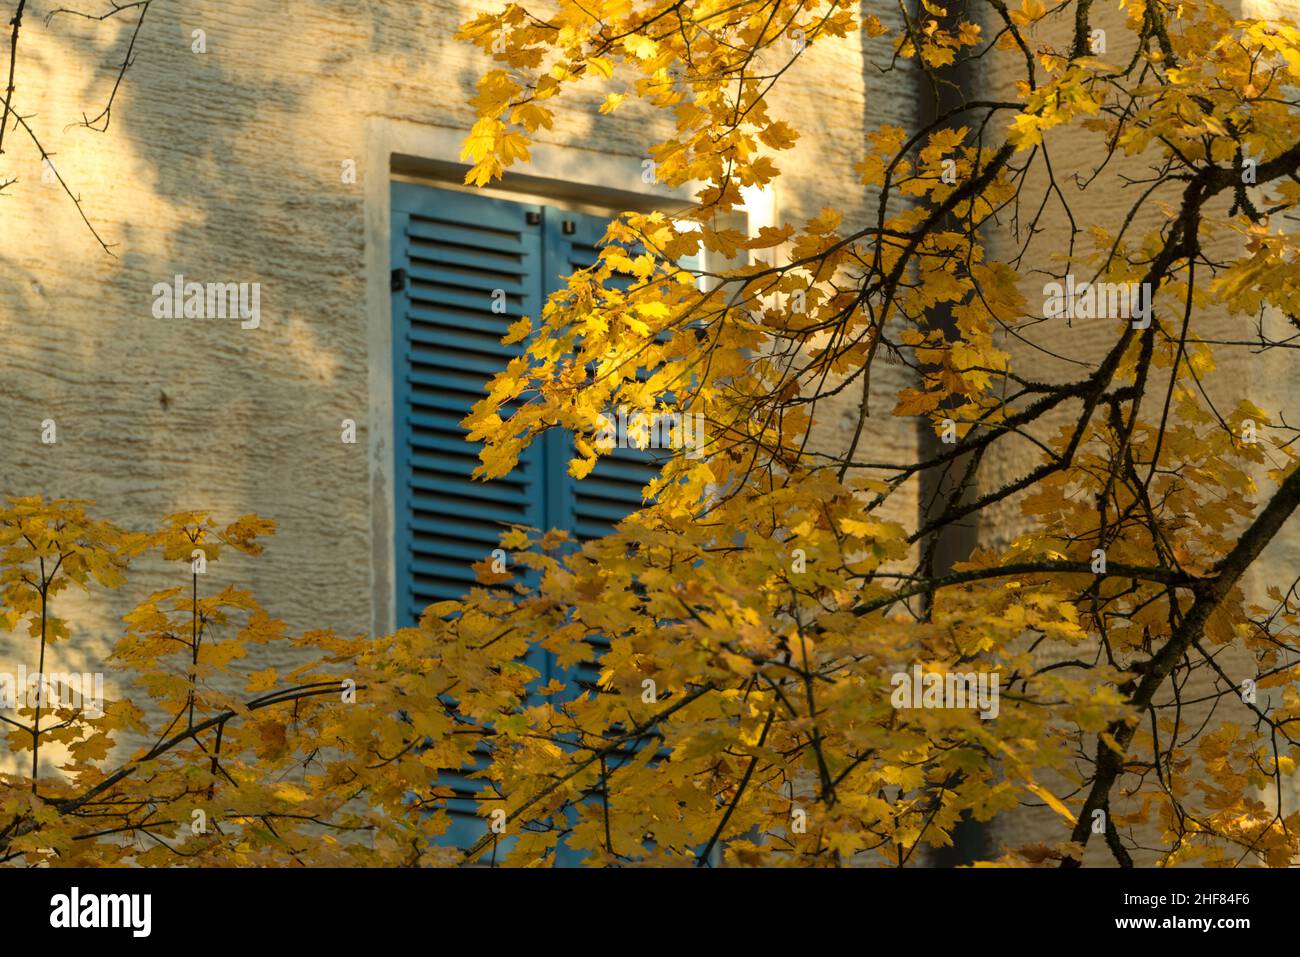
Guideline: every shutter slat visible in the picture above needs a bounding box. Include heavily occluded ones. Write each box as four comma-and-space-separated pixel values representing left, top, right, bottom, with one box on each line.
406, 304, 524, 334
406, 325, 524, 356
405, 217, 531, 251
405, 252, 527, 286
408, 473, 533, 506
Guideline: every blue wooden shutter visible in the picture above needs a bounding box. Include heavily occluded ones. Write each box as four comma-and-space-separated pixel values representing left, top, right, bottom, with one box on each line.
537, 208, 667, 704
391, 185, 696, 859
391, 184, 550, 852
542, 207, 667, 543
390, 183, 547, 629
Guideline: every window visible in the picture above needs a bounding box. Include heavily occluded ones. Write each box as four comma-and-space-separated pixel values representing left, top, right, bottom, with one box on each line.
389, 181, 666, 625
390, 181, 672, 855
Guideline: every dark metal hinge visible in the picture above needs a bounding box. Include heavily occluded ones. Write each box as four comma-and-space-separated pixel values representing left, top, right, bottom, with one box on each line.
391, 268, 407, 293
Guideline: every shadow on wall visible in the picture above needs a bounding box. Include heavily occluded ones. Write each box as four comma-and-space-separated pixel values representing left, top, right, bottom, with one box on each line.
0, 0, 609, 640
0, 0, 555, 779
0, 0, 662, 782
